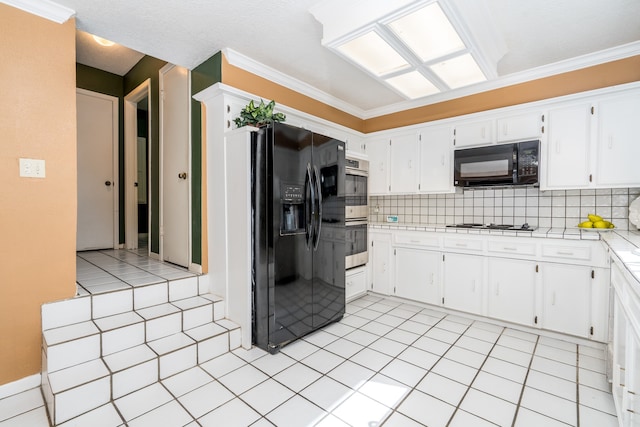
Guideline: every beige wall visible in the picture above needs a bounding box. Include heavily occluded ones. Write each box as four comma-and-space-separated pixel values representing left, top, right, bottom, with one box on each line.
0, 5, 77, 386
222, 53, 640, 133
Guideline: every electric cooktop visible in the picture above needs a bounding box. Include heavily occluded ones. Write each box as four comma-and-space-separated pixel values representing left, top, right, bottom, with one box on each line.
446, 223, 536, 231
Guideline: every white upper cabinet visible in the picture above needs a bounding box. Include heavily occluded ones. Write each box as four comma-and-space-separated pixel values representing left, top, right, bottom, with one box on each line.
595, 93, 640, 187
496, 112, 543, 142
418, 126, 454, 193
454, 119, 494, 148
367, 137, 391, 195
544, 102, 593, 189
390, 132, 419, 194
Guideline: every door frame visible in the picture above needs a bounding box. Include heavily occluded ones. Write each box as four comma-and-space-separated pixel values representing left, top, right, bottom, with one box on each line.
124, 79, 152, 253
76, 88, 119, 250
159, 64, 193, 268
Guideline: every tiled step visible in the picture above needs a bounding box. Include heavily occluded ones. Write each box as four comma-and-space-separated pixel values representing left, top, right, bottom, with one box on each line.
40, 279, 240, 425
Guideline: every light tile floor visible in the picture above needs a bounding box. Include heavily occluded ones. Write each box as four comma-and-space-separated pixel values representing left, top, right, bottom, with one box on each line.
0, 294, 618, 426
76, 249, 196, 295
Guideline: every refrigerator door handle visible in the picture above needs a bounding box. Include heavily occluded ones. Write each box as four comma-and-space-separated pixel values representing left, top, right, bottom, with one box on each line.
313, 165, 322, 250
305, 163, 315, 250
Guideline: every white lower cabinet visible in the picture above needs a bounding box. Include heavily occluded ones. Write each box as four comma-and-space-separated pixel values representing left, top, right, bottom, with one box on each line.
443, 253, 483, 315
366, 228, 611, 343
369, 231, 392, 295
540, 263, 592, 337
345, 266, 367, 302
610, 258, 640, 426
487, 257, 537, 326
394, 247, 440, 305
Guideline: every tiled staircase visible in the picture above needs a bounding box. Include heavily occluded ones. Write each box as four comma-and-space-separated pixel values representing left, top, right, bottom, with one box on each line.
40, 276, 241, 425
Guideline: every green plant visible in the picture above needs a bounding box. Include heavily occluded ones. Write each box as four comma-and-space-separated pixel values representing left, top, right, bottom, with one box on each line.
233, 99, 286, 128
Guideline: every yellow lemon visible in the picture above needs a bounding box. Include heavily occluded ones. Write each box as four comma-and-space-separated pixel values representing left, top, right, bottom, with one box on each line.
578, 221, 593, 228
588, 214, 603, 222
593, 220, 608, 229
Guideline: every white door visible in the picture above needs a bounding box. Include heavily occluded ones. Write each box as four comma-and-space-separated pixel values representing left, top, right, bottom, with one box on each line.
76, 89, 118, 250
487, 257, 536, 326
160, 65, 190, 267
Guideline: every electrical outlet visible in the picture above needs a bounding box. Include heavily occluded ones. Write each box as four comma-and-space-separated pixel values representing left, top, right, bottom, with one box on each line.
19, 158, 46, 178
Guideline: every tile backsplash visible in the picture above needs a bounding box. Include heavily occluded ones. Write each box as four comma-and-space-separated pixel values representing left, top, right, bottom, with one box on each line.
369, 187, 640, 231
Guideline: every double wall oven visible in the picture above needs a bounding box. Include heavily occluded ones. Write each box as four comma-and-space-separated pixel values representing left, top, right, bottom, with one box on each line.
345, 156, 369, 269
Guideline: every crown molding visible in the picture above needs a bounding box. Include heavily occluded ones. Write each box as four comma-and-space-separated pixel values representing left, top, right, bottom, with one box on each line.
222, 48, 367, 119
1, 0, 75, 23
223, 41, 640, 121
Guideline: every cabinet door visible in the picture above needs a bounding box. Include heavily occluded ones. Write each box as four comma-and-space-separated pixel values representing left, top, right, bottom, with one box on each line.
370, 232, 392, 295
487, 258, 536, 326
454, 119, 493, 148
367, 138, 391, 195
390, 132, 419, 194
345, 135, 366, 155
418, 126, 453, 193
540, 263, 591, 337
496, 112, 542, 142
596, 94, 640, 187
394, 247, 440, 305
544, 103, 592, 189
346, 268, 366, 301
443, 253, 483, 314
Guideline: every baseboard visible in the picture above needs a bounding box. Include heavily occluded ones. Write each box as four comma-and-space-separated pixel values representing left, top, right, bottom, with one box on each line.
0, 373, 41, 399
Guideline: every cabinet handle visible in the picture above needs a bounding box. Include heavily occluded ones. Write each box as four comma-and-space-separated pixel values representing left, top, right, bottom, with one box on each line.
496, 282, 500, 296
472, 279, 476, 292
408, 160, 412, 169
481, 128, 486, 138
552, 291, 556, 306
441, 155, 445, 166
455, 243, 467, 247
410, 239, 420, 243
556, 251, 574, 256
608, 135, 613, 149
382, 262, 386, 273
503, 247, 517, 251
555, 139, 561, 154
431, 273, 435, 285
503, 123, 508, 135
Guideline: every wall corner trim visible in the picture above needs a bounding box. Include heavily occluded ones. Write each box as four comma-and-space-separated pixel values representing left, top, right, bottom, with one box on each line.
2, 0, 76, 23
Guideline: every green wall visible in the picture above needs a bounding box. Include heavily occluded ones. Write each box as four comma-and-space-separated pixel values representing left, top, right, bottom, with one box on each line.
190, 52, 222, 265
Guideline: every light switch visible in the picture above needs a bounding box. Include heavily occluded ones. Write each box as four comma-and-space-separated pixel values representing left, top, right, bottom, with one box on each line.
19, 158, 46, 178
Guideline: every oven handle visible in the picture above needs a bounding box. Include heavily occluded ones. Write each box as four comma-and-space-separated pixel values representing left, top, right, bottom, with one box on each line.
345, 220, 368, 226
345, 169, 368, 178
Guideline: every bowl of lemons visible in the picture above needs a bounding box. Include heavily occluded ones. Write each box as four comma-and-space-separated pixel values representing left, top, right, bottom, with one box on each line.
578, 214, 615, 231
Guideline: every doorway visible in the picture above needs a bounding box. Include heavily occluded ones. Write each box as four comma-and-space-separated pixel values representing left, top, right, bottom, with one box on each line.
124, 80, 151, 253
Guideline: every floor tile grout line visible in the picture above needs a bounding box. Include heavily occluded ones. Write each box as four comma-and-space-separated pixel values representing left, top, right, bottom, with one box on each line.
444, 323, 506, 427
576, 345, 581, 427
510, 334, 540, 427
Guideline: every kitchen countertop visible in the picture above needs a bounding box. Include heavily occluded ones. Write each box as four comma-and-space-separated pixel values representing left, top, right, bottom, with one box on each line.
370, 222, 640, 286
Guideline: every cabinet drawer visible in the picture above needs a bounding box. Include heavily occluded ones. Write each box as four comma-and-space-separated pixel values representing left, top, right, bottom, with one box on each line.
444, 237, 483, 252
487, 240, 536, 256
394, 232, 439, 248
541, 244, 591, 261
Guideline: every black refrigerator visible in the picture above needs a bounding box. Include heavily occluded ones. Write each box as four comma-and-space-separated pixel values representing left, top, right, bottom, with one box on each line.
252, 122, 346, 354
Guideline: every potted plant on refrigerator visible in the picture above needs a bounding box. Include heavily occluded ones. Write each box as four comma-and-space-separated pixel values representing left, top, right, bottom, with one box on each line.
234, 99, 286, 128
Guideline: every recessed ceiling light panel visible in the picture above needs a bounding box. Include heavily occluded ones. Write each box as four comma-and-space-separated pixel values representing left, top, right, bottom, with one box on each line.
93, 35, 115, 47
386, 71, 440, 99
336, 31, 410, 76
388, 2, 465, 62
430, 53, 486, 88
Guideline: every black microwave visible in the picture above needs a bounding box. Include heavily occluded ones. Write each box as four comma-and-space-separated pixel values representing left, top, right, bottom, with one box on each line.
454, 140, 539, 187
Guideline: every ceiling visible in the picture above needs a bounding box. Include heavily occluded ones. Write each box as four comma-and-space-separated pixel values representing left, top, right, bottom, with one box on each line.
37, 0, 640, 117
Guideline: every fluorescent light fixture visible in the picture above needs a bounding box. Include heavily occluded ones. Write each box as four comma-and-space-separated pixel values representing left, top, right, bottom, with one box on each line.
430, 53, 486, 88
336, 31, 409, 76
93, 35, 115, 47
388, 3, 465, 62
386, 71, 440, 98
